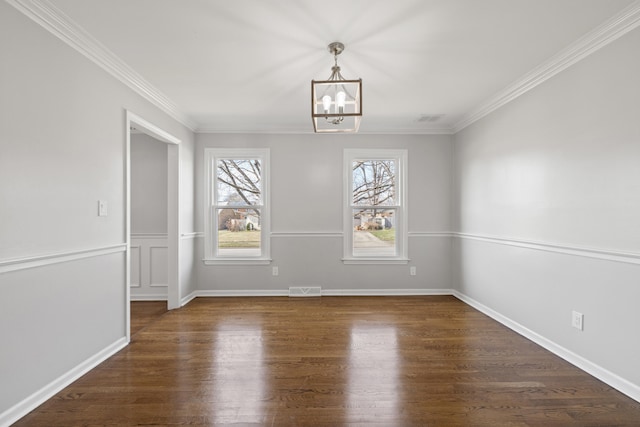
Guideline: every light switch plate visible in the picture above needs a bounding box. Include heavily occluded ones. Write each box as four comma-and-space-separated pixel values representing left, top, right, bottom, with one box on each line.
98, 200, 108, 217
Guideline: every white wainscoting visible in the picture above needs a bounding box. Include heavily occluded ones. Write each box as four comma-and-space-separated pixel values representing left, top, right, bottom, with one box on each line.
453, 234, 640, 403
130, 233, 168, 300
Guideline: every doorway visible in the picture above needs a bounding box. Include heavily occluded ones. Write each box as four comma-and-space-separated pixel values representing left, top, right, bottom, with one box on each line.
126, 111, 181, 341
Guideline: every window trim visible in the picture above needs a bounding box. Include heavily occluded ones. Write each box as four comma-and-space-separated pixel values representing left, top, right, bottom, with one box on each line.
203, 148, 271, 265
343, 148, 409, 264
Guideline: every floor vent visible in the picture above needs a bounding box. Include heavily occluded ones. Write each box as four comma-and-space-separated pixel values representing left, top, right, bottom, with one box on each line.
289, 287, 322, 297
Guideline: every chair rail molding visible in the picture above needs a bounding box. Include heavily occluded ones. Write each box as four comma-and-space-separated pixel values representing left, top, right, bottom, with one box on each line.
0, 244, 126, 274
455, 232, 640, 265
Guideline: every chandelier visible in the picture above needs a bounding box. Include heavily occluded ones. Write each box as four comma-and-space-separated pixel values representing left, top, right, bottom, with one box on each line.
311, 42, 362, 133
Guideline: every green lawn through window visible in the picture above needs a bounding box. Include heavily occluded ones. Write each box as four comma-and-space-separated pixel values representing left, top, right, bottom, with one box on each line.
368, 229, 395, 242
218, 230, 260, 248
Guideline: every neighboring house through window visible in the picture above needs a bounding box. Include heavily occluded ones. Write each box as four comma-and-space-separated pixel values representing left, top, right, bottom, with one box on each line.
343, 148, 408, 263
204, 148, 270, 264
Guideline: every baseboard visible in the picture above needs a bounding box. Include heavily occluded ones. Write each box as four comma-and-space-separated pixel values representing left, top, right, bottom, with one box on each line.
322, 288, 453, 296
130, 294, 168, 301
191, 288, 454, 298
0, 337, 128, 427
180, 291, 197, 307
453, 290, 640, 403
194, 289, 289, 297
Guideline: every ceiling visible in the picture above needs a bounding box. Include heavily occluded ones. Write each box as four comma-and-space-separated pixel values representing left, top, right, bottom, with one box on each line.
30, 0, 639, 133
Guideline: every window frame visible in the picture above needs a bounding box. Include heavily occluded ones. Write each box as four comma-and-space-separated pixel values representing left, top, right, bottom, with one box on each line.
203, 148, 271, 265
343, 148, 408, 264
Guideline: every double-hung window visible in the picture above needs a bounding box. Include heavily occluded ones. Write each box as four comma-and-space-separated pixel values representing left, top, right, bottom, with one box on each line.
204, 148, 270, 264
343, 149, 408, 263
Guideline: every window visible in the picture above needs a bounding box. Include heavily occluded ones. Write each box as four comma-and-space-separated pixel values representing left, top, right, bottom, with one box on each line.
343, 149, 408, 263
204, 148, 270, 264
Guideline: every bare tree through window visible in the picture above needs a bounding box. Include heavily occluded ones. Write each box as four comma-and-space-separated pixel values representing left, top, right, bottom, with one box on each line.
352, 159, 397, 255
215, 159, 262, 252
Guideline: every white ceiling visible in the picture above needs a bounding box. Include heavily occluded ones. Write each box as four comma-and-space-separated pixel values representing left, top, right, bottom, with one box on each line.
33, 0, 639, 133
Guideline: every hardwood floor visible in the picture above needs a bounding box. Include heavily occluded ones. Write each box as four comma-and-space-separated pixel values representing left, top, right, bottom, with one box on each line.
130, 301, 168, 337
14, 296, 640, 426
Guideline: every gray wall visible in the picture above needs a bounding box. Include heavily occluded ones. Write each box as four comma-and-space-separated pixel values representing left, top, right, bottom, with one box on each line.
130, 133, 168, 235
195, 133, 454, 294
453, 26, 640, 393
0, 2, 195, 421
2, 0, 640, 422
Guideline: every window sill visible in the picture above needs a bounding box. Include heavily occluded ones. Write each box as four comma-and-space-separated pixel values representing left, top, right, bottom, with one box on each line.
203, 258, 272, 266
342, 258, 410, 265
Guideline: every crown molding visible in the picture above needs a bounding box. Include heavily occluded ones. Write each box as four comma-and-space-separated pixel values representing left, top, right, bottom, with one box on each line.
7, 0, 197, 131
194, 126, 455, 135
9, 0, 640, 136
453, 0, 640, 133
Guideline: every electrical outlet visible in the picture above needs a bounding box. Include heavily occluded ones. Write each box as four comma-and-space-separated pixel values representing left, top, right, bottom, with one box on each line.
572, 311, 584, 331
272, 266, 279, 276
410, 266, 416, 276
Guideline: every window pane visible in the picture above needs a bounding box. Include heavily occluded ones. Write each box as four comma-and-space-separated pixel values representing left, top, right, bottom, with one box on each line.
352, 208, 396, 256
352, 160, 396, 206
217, 208, 261, 256
216, 159, 262, 205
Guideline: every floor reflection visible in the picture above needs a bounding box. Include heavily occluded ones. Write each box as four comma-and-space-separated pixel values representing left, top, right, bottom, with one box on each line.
212, 320, 266, 424
347, 322, 400, 424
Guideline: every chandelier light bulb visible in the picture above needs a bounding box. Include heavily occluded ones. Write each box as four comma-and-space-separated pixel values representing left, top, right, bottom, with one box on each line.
322, 95, 332, 114
336, 90, 346, 113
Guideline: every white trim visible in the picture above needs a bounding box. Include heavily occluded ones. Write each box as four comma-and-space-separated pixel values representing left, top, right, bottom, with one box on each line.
272, 231, 453, 238
408, 232, 454, 238
322, 288, 452, 296
272, 231, 343, 238
129, 244, 141, 288
202, 258, 272, 266
289, 286, 322, 297
180, 291, 198, 307
148, 245, 169, 288
126, 111, 182, 317
131, 233, 168, 240
201, 231, 454, 239
195, 127, 455, 135
195, 290, 290, 297
343, 149, 409, 261
203, 148, 271, 262
342, 258, 410, 265
188, 289, 453, 299
0, 337, 127, 427
6, 0, 196, 131
0, 244, 126, 274
130, 294, 168, 301
9, 0, 640, 137
180, 232, 200, 240
453, 0, 640, 133
127, 112, 181, 145
453, 291, 640, 403
455, 232, 640, 265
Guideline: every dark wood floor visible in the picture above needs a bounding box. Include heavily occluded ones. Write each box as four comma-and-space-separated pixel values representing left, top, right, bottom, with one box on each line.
14, 296, 640, 426
130, 300, 168, 337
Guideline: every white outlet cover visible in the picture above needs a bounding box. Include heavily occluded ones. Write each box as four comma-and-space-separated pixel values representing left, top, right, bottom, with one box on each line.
572, 311, 584, 330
